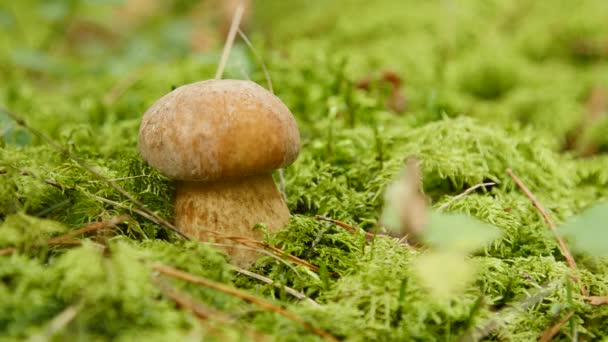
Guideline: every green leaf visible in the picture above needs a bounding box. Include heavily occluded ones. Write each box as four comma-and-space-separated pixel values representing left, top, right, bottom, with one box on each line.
559, 202, 608, 257
0, 109, 31, 146
424, 211, 501, 253
413, 251, 475, 300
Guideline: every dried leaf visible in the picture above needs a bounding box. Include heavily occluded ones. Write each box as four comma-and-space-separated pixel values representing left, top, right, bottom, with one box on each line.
584, 296, 608, 306
380, 158, 427, 240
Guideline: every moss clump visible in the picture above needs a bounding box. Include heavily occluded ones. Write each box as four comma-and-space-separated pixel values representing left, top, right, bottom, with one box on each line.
2, 0, 608, 340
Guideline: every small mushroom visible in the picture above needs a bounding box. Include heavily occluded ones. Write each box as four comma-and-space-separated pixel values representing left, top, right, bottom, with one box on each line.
138, 79, 300, 266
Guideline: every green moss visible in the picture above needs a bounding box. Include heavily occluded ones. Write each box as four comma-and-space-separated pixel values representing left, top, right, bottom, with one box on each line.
2, 0, 608, 340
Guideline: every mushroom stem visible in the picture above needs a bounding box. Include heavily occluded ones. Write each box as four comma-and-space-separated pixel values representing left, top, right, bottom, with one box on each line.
174, 173, 290, 266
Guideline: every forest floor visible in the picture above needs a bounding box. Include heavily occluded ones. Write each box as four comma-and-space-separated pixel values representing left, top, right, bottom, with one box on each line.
1, 1, 608, 341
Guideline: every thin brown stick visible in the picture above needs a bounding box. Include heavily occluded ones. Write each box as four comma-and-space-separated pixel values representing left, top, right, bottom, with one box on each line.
538, 311, 574, 342
200, 229, 333, 276
154, 277, 269, 341
0, 216, 121, 256
315, 215, 375, 240
48, 215, 129, 243
0, 106, 188, 240
152, 263, 339, 342
506, 169, 587, 296
215, 3, 245, 79
154, 277, 232, 322
207, 242, 302, 278
231, 266, 320, 307
437, 182, 496, 211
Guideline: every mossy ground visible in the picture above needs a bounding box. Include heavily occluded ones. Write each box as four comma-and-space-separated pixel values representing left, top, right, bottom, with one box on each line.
2, 1, 608, 341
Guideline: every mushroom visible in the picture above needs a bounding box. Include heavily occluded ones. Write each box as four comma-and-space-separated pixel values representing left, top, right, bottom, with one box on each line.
138, 79, 300, 266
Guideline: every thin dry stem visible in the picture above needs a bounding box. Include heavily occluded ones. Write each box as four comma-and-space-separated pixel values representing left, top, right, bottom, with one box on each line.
215, 3, 245, 79
538, 311, 574, 342
154, 277, 269, 342
48, 215, 129, 243
0, 106, 188, 240
30, 303, 82, 342
199, 229, 333, 276
206, 242, 302, 279
437, 182, 496, 211
154, 277, 232, 322
506, 169, 586, 296
103, 70, 143, 105
230, 266, 320, 307
152, 263, 339, 342
459, 279, 562, 342
237, 29, 273, 93
315, 215, 375, 240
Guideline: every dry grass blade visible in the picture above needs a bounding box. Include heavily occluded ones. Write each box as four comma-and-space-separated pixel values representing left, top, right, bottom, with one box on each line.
0, 216, 122, 256
47, 215, 129, 243
29, 303, 82, 342
437, 182, 496, 211
154, 277, 269, 342
459, 279, 562, 342
315, 215, 375, 240
206, 242, 303, 279
0, 106, 188, 240
231, 266, 320, 307
237, 29, 273, 93
200, 229, 331, 275
538, 311, 574, 342
152, 263, 339, 342
154, 277, 232, 322
506, 169, 587, 296
215, 3, 244, 79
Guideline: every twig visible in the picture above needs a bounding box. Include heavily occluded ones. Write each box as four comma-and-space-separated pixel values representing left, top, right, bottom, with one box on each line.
152, 264, 339, 342
0, 215, 123, 256
539, 311, 574, 342
215, 3, 244, 79
506, 169, 586, 296
47, 215, 129, 243
230, 266, 320, 307
315, 215, 375, 240
154, 277, 233, 322
0, 106, 188, 240
153, 277, 269, 341
437, 182, 496, 211
206, 242, 302, 279
200, 229, 333, 276
84, 192, 184, 238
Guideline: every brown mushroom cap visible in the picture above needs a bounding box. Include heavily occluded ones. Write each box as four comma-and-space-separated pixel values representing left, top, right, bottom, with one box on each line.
138, 79, 300, 181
